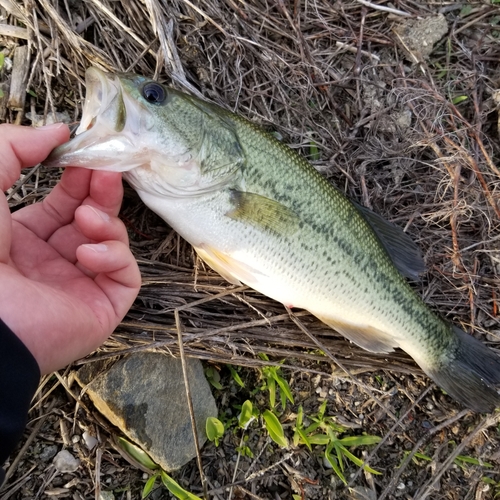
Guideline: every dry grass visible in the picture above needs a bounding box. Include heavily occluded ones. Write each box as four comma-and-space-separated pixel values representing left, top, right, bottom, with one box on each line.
1, 0, 500, 498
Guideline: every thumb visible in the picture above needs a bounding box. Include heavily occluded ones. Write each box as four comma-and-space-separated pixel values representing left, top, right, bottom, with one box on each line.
0, 123, 70, 191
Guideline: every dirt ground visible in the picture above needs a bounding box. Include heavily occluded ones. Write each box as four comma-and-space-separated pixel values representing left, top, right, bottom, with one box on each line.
1, 0, 500, 499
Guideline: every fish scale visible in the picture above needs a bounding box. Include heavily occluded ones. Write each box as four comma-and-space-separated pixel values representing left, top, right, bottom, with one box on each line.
44, 66, 500, 412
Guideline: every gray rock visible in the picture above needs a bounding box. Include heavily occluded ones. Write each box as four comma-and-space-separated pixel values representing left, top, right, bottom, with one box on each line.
76, 353, 217, 471
394, 14, 448, 62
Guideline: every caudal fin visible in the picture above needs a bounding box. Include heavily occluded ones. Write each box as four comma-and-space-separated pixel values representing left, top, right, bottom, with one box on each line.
425, 327, 500, 413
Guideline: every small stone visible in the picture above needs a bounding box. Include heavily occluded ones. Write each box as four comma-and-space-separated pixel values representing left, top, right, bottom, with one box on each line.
39, 445, 58, 462
397, 482, 405, 490
315, 386, 327, 398
99, 491, 115, 500
63, 478, 79, 488
53, 450, 80, 473
82, 431, 98, 450
348, 486, 377, 500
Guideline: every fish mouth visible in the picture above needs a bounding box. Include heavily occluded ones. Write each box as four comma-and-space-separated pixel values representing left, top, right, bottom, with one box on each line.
44, 67, 139, 171
77, 66, 126, 135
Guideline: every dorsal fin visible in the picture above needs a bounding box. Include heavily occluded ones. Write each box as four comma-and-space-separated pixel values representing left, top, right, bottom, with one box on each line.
355, 203, 425, 280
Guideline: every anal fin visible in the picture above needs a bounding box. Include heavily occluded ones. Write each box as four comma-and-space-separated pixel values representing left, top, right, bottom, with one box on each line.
315, 314, 399, 354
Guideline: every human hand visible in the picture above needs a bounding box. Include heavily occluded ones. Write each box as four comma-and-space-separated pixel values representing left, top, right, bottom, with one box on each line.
0, 124, 141, 375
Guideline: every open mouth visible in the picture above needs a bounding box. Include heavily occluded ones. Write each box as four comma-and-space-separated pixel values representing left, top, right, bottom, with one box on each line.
76, 67, 124, 135
42, 67, 135, 170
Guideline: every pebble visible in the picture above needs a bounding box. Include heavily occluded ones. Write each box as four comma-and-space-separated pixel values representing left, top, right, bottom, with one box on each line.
82, 431, 98, 450
39, 445, 58, 462
53, 450, 80, 473
99, 491, 115, 500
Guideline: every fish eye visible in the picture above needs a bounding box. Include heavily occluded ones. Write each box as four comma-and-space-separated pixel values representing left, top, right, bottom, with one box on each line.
142, 82, 167, 105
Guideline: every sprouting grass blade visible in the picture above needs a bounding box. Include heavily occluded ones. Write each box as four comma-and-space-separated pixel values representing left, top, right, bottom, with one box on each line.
263, 409, 288, 448
160, 471, 203, 500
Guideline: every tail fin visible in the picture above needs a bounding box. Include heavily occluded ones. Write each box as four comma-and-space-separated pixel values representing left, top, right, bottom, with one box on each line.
425, 327, 500, 413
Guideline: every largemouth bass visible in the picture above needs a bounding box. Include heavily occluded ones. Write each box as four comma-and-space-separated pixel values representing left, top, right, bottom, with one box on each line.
45, 67, 500, 412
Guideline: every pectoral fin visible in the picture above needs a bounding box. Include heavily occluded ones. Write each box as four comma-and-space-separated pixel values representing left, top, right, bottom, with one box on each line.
226, 190, 300, 236
195, 244, 266, 286
315, 314, 399, 354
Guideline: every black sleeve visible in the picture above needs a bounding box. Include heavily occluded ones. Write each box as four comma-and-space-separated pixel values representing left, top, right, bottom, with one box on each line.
0, 318, 40, 482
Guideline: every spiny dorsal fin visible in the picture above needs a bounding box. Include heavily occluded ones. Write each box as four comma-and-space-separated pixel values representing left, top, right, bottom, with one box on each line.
355, 203, 425, 280
226, 190, 300, 236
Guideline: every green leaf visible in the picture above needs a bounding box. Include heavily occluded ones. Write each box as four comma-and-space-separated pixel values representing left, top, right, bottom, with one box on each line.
295, 405, 304, 428
268, 376, 276, 408
324, 449, 347, 485
274, 373, 294, 406
452, 95, 468, 105
142, 473, 159, 499
481, 477, 497, 485
338, 445, 381, 475
454, 455, 493, 468
238, 400, 254, 429
309, 140, 320, 161
339, 435, 381, 447
118, 437, 158, 470
332, 441, 345, 472
263, 409, 288, 448
306, 434, 330, 446
205, 366, 223, 390
235, 445, 254, 458
228, 365, 245, 388
303, 421, 322, 435
206, 417, 224, 446
294, 427, 313, 451
0, 88, 3, 99
0, 53, 4, 70
412, 451, 432, 462
160, 471, 202, 500
318, 400, 328, 420
27, 89, 37, 98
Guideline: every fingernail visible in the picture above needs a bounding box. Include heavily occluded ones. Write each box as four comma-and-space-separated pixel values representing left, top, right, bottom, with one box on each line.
35, 122, 66, 131
86, 205, 110, 222
82, 243, 108, 252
